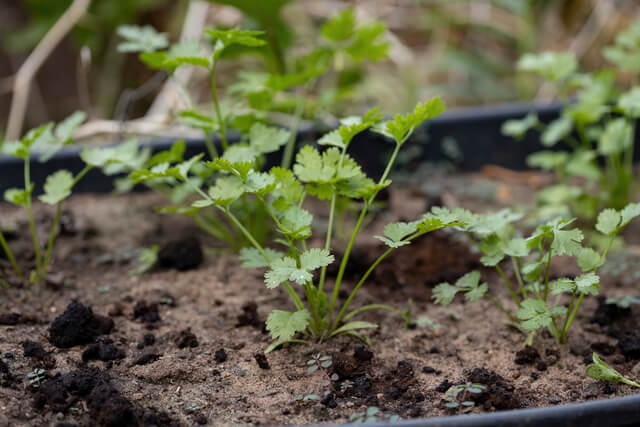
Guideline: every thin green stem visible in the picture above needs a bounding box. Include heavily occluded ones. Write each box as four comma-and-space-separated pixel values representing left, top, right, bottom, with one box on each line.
24, 159, 42, 279
318, 192, 337, 293
193, 213, 238, 249
560, 293, 584, 343
204, 132, 219, 160
496, 264, 521, 308
72, 165, 93, 187
0, 230, 23, 278
331, 246, 394, 332
511, 257, 524, 291
210, 66, 229, 151
486, 295, 518, 323
543, 242, 553, 301
226, 208, 305, 311
42, 204, 62, 277
0, 277, 10, 289
328, 143, 402, 321
560, 290, 576, 335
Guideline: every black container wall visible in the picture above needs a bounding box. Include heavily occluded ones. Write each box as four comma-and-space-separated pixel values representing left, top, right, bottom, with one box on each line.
1, 102, 565, 195
2, 102, 640, 427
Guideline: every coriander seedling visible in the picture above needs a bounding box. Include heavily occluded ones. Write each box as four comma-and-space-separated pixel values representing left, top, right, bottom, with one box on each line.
431, 203, 640, 344
586, 353, 640, 388
443, 382, 486, 410
27, 368, 46, 388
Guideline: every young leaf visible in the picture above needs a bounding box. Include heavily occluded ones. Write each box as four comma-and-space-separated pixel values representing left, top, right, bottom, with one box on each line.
249, 123, 291, 155
586, 353, 640, 388
299, 248, 334, 271
432, 271, 488, 305
266, 309, 310, 341
517, 51, 577, 81
39, 170, 74, 205
4, 187, 32, 206
618, 87, 640, 118
516, 299, 566, 330
269, 167, 304, 211
527, 151, 569, 171
321, 9, 355, 42
329, 321, 377, 337
599, 118, 632, 156
501, 113, 538, 139
117, 25, 168, 53
206, 29, 266, 48
577, 247, 603, 272
129, 245, 159, 276
374, 99, 445, 145
279, 206, 313, 240
541, 115, 572, 146
208, 176, 246, 208
265, 256, 312, 289
374, 221, 418, 248
596, 209, 622, 236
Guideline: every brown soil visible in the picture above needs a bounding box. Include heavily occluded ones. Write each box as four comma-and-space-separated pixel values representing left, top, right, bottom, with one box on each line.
1, 173, 640, 426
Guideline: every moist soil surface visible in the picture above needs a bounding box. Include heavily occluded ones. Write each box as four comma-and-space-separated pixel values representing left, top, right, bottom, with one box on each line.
2, 169, 640, 426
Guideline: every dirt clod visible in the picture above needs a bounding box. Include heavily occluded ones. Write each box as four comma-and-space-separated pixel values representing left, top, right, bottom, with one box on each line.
82, 338, 125, 362
133, 300, 161, 324
236, 302, 261, 329
254, 353, 270, 370
23, 341, 47, 360
158, 237, 203, 271
0, 313, 20, 325
353, 346, 373, 362
214, 348, 227, 363
175, 328, 199, 348
48, 301, 114, 348
131, 349, 162, 366
618, 331, 640, 360
514, 346, 540, 365
465, 368, 523, 410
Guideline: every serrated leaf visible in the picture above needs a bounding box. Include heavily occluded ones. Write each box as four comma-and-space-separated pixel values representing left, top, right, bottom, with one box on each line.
239, 247, 285, 268
551, 227, 584, 256
432, 271, 487, 305
205, 158, 253, 180
299, 248, 334, 271
269, 167, 304, 211
265, 256, 311, 288
469, 209, 522, 236
148, 140, 185, 167
516, 299, 566, 330
117, 25, 168, 53
575, 272, 600, 295
321, 9, 355, 42
618, 87, 640, 118
503, 238, 529, 257
374, 221, 418, 248
249, 122, 290, 155
179, 110, 217, 132
266, 309, 310, 340
279, 206, 313, 239
373, 99, 445, 145
541, 115, 572, 146
39, 170, 74, 205
620, 203, 640, 228
208, 175, 245, 208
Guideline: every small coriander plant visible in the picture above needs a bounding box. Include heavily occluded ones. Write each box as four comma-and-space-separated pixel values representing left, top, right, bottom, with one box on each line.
443, 382, 486, 410
131, 100, 459, 351
431, 203, 640, 344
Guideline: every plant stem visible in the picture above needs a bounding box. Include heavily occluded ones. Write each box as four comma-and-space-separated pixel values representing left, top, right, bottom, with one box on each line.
486, 295, 518, 323
560, 293, 584, 343
495, 264, 521, 308
0, 230, 23, 278
327, 143, 401, 321
560, 290, 577, 336
511, 256, 525, 292
543, 242, 553, 301
24, 158, 42, 280
41, 203, 62, 276
343, 304, 407, 323
210, 65, 228, 151
318, 192, 337, 293
226, 208, 305, 311
204, 132, 219, 160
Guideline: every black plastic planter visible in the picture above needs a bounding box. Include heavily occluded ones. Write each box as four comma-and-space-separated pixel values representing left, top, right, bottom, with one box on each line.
2, 102, 640, 427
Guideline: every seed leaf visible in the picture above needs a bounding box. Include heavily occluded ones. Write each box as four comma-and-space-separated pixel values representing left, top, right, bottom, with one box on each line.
586, 353, 640, 388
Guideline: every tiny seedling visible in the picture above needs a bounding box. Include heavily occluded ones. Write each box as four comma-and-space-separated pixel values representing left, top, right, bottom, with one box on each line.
348, 406, 400, 424
431, 203, 640, 344
443, 382, 486, 410
586, 353, 640, 388
606, 295, 640, 309
27, 368, 46, 388
129, 245, 159, 276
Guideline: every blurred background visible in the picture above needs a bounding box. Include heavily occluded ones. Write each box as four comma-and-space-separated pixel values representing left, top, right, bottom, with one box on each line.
1, 0, 639, 141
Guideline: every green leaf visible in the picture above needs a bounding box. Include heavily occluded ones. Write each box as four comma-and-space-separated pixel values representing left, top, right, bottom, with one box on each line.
208, 176, 245, 208
266, 309, 310, 340
552, 227, 584, 257
279, 206, 313, 239
596, 209, 622, 236
503, 238, 529, 257
586, 353, 640, 388
4, 187, 31, 206
321, 9, 355, 42
117, 25, 168, 53
37, 111, 86, 162
517, 51, 577, 81
620, 203, 640, 228
501, 113, 539, 139
516, 299, 566, 330
265, 256, 312, 288
3, 123, 52, 159
599, 118, 632, 155
205, 29, 266, 48
148, 140, 186, 167
374, 221, 418, 248
469, 209, 522, 236
526, 151, 568, 171
249, 122, 291, 155
245, 170, 276, 195
575, 272, 600, 295
541, 115, 572, 147
239, 247, 285, 268
38, 170, 74, 205
618, 87, 640, 118
374, 99, 446, 145
432, 271, 487, 305
205, 158, 253, 180
179, 110, 217, 132
81, 139, 149, 171
269, 167, 304, 211
577, 247, 603, 272
299, 248, 334, 271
